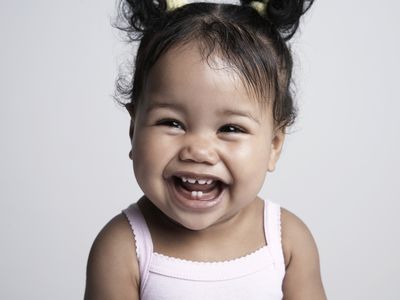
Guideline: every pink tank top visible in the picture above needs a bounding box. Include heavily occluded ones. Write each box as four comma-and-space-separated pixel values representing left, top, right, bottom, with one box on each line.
122, 199, 285, 299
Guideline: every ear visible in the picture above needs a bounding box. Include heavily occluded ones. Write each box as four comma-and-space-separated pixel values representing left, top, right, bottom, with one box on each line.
129, 118, 135, 141
267, 129, 285, 172
127, 118, 135, 160
127, 105, 135, 161
129, 149, 133, 160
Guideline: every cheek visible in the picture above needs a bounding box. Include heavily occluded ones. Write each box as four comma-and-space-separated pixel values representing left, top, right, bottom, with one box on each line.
226, 138, 270, 168
224, 138, 270, 188
131, 129, 179, 179
131, 139, 166, 199
133, 127, 164, 156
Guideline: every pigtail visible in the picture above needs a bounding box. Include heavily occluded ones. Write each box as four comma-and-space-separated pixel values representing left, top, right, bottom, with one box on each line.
113, 0, 171, 119
241, 0, 314, 41
268, 0, 314, 40
115, 0, 169, 41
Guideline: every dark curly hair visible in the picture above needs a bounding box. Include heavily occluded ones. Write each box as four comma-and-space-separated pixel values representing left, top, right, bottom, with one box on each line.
114, 0, 314, 137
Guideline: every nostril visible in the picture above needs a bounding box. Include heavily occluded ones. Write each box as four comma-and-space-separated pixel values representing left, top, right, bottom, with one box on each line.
178, 143, 218, 165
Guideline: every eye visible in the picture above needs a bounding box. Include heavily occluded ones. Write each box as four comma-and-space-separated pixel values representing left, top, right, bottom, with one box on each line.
156, 118, 184, 130
219, 124, 246, 134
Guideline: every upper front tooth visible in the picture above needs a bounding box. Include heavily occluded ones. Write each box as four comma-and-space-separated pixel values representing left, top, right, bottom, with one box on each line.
187, 178, 196, 184
180, 177, 214, 184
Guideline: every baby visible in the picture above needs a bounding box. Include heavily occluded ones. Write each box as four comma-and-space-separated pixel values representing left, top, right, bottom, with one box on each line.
84, 0, 326, 299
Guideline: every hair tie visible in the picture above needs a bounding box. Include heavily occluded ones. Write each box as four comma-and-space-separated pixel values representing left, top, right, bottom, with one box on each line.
166, 0, 188, 11
249, 0, 269, 16
166, 0, 269, 16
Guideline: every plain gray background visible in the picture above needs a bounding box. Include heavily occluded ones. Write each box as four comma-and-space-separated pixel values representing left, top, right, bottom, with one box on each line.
1, 0, 399, 299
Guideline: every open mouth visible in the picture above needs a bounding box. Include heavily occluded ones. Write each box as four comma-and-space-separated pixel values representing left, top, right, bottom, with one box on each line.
170, 175, 226, 209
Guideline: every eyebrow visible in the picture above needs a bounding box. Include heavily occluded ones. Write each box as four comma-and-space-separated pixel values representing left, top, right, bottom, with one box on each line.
145, 101, 185, 113
219, 109, 260, 124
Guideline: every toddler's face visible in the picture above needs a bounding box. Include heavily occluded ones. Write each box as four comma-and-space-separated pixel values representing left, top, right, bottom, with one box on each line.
130, 42, 285, 230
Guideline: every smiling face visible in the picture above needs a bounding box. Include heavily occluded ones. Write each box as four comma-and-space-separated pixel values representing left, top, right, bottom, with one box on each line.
130, 42, 285, 231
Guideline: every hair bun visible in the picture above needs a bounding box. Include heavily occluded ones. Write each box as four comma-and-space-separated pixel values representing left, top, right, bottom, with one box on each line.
115, 0, 169, 41
266, 0, 314, 40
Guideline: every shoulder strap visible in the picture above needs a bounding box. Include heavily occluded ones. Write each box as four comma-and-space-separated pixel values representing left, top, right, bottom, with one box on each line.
122, 203, 153, 294
263, 200, 285, 266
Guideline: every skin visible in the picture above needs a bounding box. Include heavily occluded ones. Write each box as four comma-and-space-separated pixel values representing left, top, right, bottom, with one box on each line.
84, 42, 326, 299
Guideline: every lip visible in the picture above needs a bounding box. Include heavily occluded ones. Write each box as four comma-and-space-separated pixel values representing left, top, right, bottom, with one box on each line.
167, 176, 226, 211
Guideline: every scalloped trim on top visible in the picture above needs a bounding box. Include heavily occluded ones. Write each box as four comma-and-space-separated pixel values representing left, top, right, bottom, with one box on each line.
122, 210, 141, 261
152, 244, 268, 265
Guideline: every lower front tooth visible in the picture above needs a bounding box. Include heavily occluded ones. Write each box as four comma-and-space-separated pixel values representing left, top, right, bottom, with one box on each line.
191, 191, 203, 199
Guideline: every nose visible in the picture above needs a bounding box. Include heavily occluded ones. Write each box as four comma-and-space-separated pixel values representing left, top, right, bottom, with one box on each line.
178, 134, 219, 165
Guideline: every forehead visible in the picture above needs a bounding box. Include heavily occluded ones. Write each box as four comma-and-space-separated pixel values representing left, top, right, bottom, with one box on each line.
142, 42, 271, 117
146, 43, 239, 96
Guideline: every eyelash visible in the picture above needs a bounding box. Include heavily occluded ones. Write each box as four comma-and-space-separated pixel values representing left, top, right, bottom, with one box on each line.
156, 119, 184, 130
218, 124, 246, 134
156, 119, 246, 134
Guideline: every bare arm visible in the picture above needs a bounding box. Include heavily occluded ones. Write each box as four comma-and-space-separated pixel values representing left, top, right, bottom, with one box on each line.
281, 208, 327, 300
84, 213, 140, 300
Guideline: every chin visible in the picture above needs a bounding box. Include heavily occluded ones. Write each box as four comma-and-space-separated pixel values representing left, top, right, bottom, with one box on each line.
173, 215, 218, 231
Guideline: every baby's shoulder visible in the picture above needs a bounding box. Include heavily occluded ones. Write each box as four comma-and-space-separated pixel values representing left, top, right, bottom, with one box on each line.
84, 213, 139, 299
279, 207, 326, 298
90, 212, 138, 261
280, 207, 319, 268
